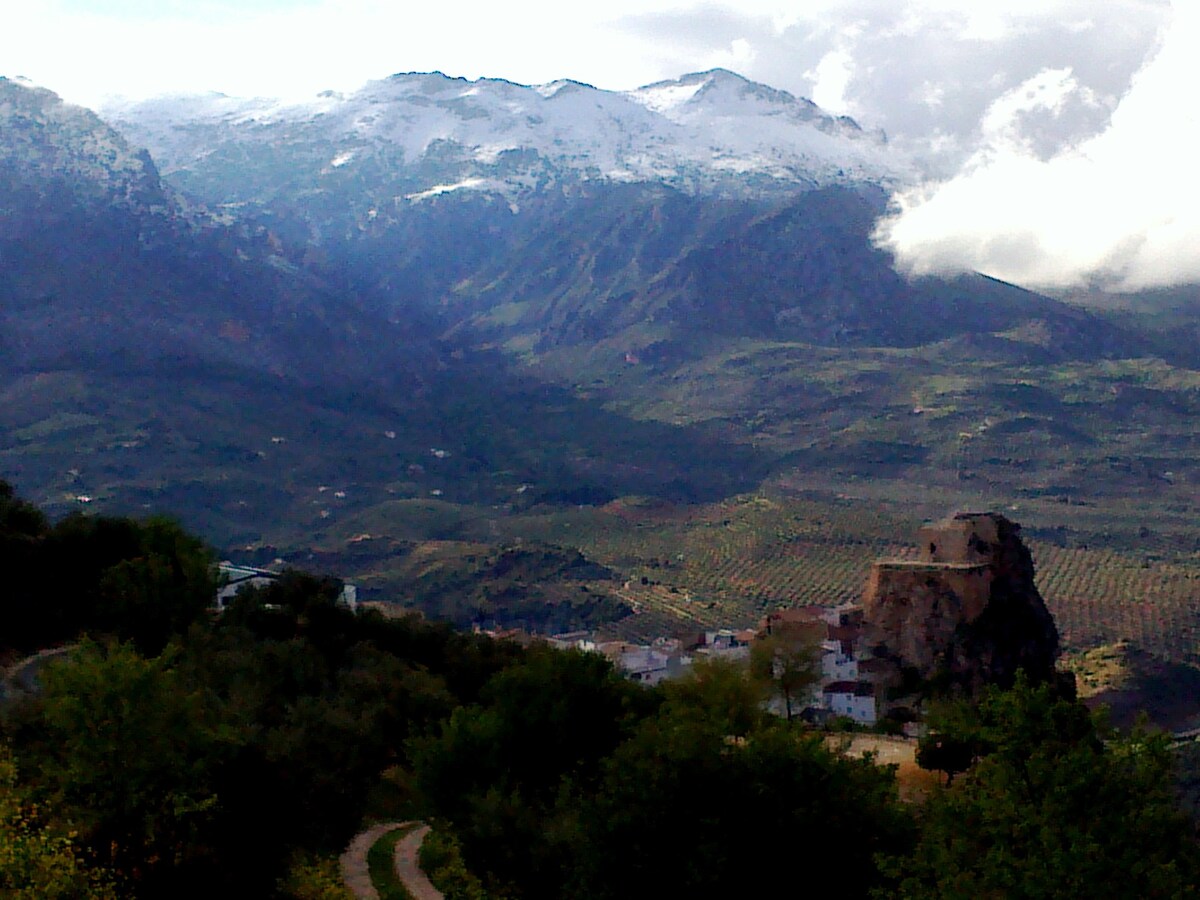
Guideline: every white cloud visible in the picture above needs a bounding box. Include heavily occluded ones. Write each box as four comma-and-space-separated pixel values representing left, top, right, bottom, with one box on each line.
3, 0, 703, 106
877, 1, 1200, 290
808, 49, 857, 116
979, 69, 1085, 143
3, 0, 1168, 125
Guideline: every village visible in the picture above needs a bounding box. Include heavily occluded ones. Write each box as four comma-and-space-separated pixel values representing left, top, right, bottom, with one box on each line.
215, 511, 1058, 732
543, 601, 882, 725
499, 511, 1056, 729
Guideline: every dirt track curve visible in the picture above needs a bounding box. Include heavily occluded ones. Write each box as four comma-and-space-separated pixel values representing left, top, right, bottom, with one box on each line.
340, 821, 443, 900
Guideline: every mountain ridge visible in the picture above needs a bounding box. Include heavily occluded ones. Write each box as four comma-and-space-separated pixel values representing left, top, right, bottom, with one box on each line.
100, 68, 908, 208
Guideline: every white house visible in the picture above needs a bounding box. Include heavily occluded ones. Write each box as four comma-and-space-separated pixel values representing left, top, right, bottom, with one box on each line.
616, 646, 672, 685
215, 563, 278, 609
545, 630, 597, 652
214, 562, 358, 611
694, 628, 753, 661
823, 681, 878, 726
820, 638, 858, 682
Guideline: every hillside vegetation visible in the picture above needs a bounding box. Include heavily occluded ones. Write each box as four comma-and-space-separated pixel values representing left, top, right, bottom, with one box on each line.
2, 483, 1200, 899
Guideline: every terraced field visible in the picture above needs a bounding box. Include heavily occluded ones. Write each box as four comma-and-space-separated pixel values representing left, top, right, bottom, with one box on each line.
1037, 544, 1200, 663
307, 482, 1200, 663
343, 492, 1181, 659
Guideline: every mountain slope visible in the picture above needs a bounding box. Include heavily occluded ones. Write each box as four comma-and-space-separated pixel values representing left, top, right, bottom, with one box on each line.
103, 70, 1142, 363
0, 76, 425, 383
446, 184, 1140, 359
4, 72, 1198, 620
1, 79, 769, 542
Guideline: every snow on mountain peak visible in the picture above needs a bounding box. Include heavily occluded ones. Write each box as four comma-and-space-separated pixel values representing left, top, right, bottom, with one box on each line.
103, 70, 913, 204
630, 78, 706, 115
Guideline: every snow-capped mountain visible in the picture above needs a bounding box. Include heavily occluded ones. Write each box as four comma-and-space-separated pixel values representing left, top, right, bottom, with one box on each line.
94, 68, 1127, 363
103, 69, 908, 207
1, 71, 1160, 547
0, 75, 430, 383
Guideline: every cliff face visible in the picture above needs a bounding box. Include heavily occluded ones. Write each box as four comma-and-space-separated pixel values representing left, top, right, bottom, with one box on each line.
861, 513, 1058, 693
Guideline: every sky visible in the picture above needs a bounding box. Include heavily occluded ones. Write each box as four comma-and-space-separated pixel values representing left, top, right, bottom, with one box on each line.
3, 0, 1195, 291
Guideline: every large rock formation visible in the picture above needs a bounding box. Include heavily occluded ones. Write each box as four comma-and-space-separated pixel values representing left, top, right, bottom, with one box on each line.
861, 512, 1058, 694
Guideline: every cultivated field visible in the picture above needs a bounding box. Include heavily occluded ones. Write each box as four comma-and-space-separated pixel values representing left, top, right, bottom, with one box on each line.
332, 487, 1200, 665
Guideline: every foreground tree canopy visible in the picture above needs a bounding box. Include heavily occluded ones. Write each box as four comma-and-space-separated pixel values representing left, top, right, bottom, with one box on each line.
1, 480, 1199, 899
0, 481, 215, 655
901, 676, 1200, 899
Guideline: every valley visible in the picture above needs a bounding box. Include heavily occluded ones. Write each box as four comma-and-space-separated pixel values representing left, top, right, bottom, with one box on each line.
2, 70, 1198, 683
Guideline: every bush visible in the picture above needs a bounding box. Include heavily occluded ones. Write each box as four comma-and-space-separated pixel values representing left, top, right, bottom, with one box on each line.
419, 828, 491, 900
278, 854, 353, 900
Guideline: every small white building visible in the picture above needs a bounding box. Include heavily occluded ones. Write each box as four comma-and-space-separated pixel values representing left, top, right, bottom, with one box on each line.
694, 628, 753, 662
545, 631, 597, 652
820, 638, 858, 682
823, 681, 878, 726
616, 646, 672, 685
215, 563, 278, 609
547, 634, 691, 687
214, 562, 358, 611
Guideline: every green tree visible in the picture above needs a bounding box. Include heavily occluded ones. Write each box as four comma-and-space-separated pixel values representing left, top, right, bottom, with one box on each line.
915, 695, 989, 784
27, 639, 224, 892
914, 733, 975, 785
575, 706, 913, 898
0, 480, 52, 650
0, 744, 118, 899
660, 653, 769, 736
1, 507, 216, 653
278, 853, 355, 900
412, 646, 650, 897
749, 626, 821, 720
885, 676, 1200, 898
0, 480, 48, 537
419, 829, 491, 900
94, 517, 216, 654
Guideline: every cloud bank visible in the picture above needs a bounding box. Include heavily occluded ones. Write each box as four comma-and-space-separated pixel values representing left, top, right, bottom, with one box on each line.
613, 1, 1167, 168
877, 2, 1200, 291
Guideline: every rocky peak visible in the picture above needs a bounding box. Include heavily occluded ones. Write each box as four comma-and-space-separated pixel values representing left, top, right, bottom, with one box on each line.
0, 77, 169, 213
102, 68, 909, 211
861, 512, 1059, 695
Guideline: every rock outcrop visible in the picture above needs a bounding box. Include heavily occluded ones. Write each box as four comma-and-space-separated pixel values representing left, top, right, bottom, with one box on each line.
861, 512, 1058, 694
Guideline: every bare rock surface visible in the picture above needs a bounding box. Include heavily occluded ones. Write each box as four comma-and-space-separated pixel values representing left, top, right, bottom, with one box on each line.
862, 512, 1059, 693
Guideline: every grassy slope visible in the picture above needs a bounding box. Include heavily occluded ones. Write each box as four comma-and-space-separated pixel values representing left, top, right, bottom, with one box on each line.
368, 825, 418, 900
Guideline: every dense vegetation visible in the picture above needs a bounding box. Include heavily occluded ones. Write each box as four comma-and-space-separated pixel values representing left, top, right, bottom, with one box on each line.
3, 481, 1200, 898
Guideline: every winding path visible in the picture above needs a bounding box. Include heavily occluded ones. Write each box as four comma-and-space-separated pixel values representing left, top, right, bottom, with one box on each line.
340, 821, 443, 900
392, 824, 443, 900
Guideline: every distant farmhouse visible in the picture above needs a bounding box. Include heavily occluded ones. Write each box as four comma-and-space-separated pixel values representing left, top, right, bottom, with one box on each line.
215, 562, 359, 611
